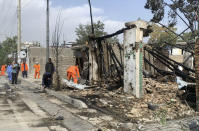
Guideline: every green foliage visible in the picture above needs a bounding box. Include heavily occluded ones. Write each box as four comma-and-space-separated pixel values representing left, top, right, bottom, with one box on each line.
148, 24, 177, 48
0, 36, 17, 65
145, 0, 165, 23
178, 31, 197, 42
145, 0, 198, 30
75, 21, 119, 44
155, 109, 167, 125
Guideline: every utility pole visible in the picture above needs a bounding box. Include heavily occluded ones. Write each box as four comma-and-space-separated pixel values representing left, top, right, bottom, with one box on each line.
17, 0, 21, 62
88, 0, 94, 34
46, 0, 50, 62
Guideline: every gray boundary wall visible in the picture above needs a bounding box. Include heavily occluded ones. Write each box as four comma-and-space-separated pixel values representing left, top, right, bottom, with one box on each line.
27, 47, 75, 79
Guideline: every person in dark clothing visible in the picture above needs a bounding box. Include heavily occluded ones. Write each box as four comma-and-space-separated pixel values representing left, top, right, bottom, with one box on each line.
42, 72, 51, 88
42, 58, 55, 89
12, 62, 19, 84
45, 58, 55, 74
16, 62, 20, 79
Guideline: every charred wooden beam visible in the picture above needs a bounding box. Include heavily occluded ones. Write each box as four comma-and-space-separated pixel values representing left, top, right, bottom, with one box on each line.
145, 48, 195, 82
144, 57, 173, 76
153, 48, 195, 73
94, 27, 133, 41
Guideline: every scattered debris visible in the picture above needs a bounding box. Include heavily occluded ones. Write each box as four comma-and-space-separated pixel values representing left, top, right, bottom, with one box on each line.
55, 116, 64, 120
0, 92, 6, 95
62, 79, 89, 90
147, 103, 158, 111
33, 90, 46, 93
62, 78, 196, 124
176, 76, 195, 89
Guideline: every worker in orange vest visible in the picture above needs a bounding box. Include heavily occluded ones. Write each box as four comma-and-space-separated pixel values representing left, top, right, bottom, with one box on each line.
21, 61, 28, 78
66, 65, 80, 83
0, 65, 6, 76
33, 62, 40, 79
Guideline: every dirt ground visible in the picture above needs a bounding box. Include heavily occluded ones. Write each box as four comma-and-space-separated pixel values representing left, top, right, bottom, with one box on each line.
62, 78, 198, 124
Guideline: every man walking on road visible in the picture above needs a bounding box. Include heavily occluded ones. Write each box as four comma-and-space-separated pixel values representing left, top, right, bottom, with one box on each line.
12, 62, 19, 84
21, 61, 28, 78
34, 62, 40, 79
16, 62, 20, 79
7, 63, 12, 81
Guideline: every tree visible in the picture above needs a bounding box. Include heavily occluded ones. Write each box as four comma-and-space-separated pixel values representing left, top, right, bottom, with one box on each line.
145, 0, 199, 111
51, 14, 64, 91
148, 23, 177, 48
179, 31, 197, 43
0, 36, 17, 65
75, 21, 119, 44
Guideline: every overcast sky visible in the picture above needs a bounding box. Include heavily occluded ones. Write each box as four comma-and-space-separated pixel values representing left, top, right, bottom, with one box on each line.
0, 0, 187, 46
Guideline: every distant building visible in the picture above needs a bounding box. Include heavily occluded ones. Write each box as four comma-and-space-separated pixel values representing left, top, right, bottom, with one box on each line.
21, 42, 40, 49
169, 42, 194, 69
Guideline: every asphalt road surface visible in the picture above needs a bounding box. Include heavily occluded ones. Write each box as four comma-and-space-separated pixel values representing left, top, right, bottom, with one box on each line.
0, 76, 96, 131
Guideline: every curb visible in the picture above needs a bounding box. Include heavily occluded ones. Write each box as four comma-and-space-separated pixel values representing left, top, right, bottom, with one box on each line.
46, 89, 88, 109
19, 77, 88, 109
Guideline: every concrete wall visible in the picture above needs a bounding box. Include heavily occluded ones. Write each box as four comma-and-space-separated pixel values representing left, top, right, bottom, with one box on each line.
169, 55, 184, 63
183, 52, 194, 69
171, 48, 183, 55
27, 47, 75, 79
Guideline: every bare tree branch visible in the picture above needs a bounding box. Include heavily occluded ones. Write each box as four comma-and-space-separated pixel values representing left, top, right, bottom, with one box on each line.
51, 11, 65, 90
163, 2, 192, 30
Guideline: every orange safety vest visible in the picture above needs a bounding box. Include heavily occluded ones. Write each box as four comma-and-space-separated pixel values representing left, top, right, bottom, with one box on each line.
66, 65, 80, 78
1, 65, 6, 71
33, 64, 40, 72
21, 63, 28, 71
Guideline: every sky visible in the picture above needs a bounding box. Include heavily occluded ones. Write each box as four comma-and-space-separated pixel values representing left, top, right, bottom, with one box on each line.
0, 0, 187, 46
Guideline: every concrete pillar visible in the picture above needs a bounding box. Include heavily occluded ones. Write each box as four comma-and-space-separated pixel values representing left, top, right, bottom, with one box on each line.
89, 41, 98, 84
123, 20, 148, 98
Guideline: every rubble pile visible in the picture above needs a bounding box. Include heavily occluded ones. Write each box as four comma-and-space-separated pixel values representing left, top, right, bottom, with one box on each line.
131, 78, 196, 123
64, 78, 197, 124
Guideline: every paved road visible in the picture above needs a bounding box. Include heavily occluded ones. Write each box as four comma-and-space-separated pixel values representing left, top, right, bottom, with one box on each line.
2, 75, 199, 131
0, 76, 96, 131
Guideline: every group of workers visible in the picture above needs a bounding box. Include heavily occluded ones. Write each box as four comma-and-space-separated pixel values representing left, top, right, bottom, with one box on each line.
41, 58, 81, 88
0, 61, 29, 84
42, 58, 80, 89
0, 57, 80, 88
